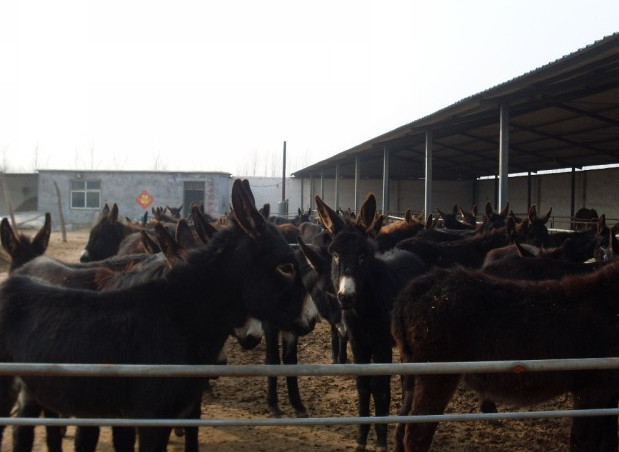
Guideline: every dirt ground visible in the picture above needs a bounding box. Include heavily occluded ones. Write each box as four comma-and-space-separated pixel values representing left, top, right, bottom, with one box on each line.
0, 228, 575, 451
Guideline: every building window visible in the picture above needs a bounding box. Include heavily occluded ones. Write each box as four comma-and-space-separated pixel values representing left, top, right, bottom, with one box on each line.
71, 180, 101, 209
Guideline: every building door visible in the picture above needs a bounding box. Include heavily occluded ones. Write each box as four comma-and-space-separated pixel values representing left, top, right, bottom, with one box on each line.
183, 181, 205, 217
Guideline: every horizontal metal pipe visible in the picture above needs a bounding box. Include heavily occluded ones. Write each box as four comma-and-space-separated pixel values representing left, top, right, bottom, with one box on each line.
0, 357, 618, 377
2, 409, 619, 428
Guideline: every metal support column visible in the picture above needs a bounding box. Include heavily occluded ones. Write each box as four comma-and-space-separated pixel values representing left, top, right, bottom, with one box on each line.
354, 156, 360, 214
424, 131, 433, 219
498, 103, 509, 210
309, 175, 315, 210
570, 167, 576, 220
527, 172, 532, 209
382, 147, 390, 214
300, 177, 304, 212
334, 163, 340, 211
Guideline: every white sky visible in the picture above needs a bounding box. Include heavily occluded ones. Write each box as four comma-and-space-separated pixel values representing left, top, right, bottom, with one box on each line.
1, 1, 618, 176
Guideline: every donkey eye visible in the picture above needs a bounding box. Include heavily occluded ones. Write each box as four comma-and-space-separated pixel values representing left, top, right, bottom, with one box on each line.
358, 253, 366, 264
277, 263, 295, 279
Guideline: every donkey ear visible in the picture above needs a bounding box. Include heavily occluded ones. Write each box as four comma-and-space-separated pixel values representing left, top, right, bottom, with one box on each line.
175, 218, 197, 249
315, 195, 344, 235
357, 193, 376, 230
109, 204, 119, 224
514, 241, 536, 258
32, 212, 52, 256
404, 209, 413, 223
297, 237, 327, 272
0, 217, 19, 257
369, 214, 385, 237
527, 205, 537, 223
231, 179, 266, 239
241, 179, 256, 206
140, 230, 160, 254
499, 202, 510, 218
191, 204, 218, 244
100, 203, 110, 220
154, 222, 184, 268
259, 203, 270, 219
452, 204, 458, 215
541, 206, 552, 224
485, 202, 493, 218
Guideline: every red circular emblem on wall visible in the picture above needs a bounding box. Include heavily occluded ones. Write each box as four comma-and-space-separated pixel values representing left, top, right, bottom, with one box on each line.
136, 190, 154, 208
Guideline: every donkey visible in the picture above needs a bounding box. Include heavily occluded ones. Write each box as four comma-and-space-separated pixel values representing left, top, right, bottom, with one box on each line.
436, 204, 476, 230
0, 179, 318, 452
1, 213, 262, 452
315, 192, 427, 452
374, 209, 426, 253
392, 263, 619, 452
80, 203, 145, 262
395, 218, 514, 269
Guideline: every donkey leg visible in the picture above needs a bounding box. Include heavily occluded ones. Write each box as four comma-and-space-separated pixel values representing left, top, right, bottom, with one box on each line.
181, 397, 202, 452
355, 374, 372, 452
372, 347, 393, 452
338, 334, 349, 364
11, 394, 39, 452
75, 426, 100, 452
41, 408, 63, 452
137, 426, 171, 452
403, 374, 460, 452
0, 376, 18, 450
570, 389, 618, 452
394, 375, 415, 452
330, 326, 340, 364
112, 426, 136, 452
282, 331, 307, 417
264, 323, 283, 416
371, 374, 391, 452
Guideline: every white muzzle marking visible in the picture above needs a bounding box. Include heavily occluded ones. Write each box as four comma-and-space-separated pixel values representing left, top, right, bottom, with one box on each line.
301, 294, 319, 329
233, 317, 263, 342
338, 276, 356, 297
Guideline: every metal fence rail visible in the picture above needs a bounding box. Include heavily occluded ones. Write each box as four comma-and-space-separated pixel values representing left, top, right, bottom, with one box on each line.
0, 358, 618, 427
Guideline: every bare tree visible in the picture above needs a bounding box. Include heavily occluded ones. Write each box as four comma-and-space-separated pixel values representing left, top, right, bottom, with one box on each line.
152, 151, 167, 171
32, 142, 39, 171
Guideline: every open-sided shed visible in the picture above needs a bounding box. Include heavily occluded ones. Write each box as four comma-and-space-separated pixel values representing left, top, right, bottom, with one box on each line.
292, 33, 619, 218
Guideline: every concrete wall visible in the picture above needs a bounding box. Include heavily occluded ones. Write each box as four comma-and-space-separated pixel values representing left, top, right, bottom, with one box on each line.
475, 167, 619, 227
5, 166, 619, 230
0, 173, 38, 213
37, 170, 232, 229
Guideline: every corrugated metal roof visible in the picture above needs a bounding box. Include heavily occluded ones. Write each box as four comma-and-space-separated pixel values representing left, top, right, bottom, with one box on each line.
293, 32, 619, 181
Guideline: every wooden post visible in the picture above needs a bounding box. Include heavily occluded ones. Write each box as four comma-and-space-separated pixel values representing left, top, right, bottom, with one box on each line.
1, 172, 16, 228
53, 180, 67, 243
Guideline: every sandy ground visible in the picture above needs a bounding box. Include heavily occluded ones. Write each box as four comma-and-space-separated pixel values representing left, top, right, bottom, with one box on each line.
0, 228, 577, 451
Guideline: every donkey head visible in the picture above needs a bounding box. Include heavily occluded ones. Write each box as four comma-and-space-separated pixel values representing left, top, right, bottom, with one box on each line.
521, 205, 552, 247
315, 192, 377, 312
0, 213, 52, 272
297, 237, 341, 328
80, 203, 127, 262
594, 215, 619, 262
225, 179, 318, 337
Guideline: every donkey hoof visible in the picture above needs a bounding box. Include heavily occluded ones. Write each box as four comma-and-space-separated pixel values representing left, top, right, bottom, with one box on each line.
354, 444, 366, 452
295, 409, 308, 418
268, 407, 284, 418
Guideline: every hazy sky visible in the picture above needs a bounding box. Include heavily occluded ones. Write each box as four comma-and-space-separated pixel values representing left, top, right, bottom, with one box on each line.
1, 1, 618, 176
